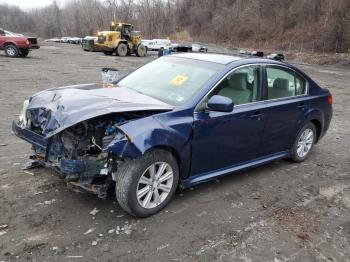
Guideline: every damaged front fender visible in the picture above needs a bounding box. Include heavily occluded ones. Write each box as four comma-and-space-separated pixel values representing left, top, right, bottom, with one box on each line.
107, 112, 194, 178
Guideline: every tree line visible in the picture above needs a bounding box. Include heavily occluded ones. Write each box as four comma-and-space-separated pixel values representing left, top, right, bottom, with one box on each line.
0, 0, 349, 53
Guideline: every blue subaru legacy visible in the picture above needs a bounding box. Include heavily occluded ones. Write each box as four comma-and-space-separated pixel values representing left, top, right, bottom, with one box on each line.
12, 53, 333, 217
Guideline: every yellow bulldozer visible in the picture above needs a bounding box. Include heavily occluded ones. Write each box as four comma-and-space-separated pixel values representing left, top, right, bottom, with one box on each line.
96, 22, 146, 57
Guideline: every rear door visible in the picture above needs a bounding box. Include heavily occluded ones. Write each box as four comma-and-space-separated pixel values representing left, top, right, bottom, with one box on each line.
260, 65, 309, 155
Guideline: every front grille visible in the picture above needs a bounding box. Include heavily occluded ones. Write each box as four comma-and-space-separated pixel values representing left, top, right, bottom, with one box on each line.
28, 37, 38, 45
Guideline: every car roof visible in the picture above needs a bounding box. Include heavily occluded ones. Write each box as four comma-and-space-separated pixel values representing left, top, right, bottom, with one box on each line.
170, 52, 291, 67
171, 53, 243, 65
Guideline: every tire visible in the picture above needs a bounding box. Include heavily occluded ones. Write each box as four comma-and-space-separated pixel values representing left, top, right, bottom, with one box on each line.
158, 47, 164, 57
116, 43, 128, 56
115, 149, 179, 217
19, 49, 29, 57
136, 44, 146, 57
290, 122, 316, 162
103, 51, 114, 56
5, 44, 19, 58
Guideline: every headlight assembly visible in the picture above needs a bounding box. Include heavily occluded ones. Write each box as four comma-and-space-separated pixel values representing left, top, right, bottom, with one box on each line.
19, 99, 29, 127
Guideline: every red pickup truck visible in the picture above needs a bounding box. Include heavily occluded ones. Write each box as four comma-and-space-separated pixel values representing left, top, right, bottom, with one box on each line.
0, 29, 40, 58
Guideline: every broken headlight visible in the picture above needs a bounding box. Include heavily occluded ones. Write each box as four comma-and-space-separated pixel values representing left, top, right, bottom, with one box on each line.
19, 99, 29, 127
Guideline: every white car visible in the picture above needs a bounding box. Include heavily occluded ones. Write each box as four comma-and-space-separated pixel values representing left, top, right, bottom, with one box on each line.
141, 39, 152, 49
83, 36, 98, 43
44, 38, 62, 43
147, 39, 172, 51
61, 37, 69, 43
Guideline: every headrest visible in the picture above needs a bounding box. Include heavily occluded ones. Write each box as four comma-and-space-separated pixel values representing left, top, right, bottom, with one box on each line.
273, 78, 289, 90
228, 72, 248, 90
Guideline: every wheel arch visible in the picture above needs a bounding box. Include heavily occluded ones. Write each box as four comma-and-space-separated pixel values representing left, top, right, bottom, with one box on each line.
309, 118, 322, 143
3, 41, 17, 48
144, 145, 181, 167
299, 108, 325, 144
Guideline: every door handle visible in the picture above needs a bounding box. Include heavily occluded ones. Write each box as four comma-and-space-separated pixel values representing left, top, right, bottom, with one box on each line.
298, 103, 308, 111
249, 112, 264, 120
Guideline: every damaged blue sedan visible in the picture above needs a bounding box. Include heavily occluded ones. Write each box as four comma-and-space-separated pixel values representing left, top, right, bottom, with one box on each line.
12, 53, 333, 217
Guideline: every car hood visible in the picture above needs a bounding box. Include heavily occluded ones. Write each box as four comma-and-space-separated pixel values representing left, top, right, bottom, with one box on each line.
25, 83, 173, 137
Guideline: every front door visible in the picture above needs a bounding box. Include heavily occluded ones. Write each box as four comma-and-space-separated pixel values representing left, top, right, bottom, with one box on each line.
191, 65, 267, 176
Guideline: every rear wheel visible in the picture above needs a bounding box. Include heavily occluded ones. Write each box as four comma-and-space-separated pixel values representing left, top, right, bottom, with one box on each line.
290, 122, 316, 162
115, 149, 179, 217
19, 49, 29, 57
5, 45, 19, 58
136, 44, 146, 57
116, 43, 128, 56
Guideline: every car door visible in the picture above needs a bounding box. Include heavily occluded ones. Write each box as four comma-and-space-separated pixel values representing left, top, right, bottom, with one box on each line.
260, 65, 309, 155
191, 64, 268, 176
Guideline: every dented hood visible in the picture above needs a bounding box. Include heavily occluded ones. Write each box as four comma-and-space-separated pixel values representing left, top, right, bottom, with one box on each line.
26, 83, 173, 137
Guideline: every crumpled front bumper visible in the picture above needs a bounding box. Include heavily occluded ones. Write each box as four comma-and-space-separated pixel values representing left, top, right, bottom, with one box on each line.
12, 120, 47, 150
12, 120, 112, 198
12, 121, 93, 175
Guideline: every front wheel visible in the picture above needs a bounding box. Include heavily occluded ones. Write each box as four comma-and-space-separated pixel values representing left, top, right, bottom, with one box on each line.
114, 149, 179, 217
5, 45, 19, 58
290, 122, 316, 162
116, 43, 128, 56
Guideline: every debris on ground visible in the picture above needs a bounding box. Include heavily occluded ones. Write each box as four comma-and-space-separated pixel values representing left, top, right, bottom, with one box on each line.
108, 229, 115, 234
197, 211, 208, 217
157, 244, 169, 250
91, 241, 98, 246
89, 208, 99, 216
21, 159, 43, 170
44, 199, 56, 205
23, 170, 34, 176
83, 228, 95, 235
0, 230, 8, 236
0, 224, 8, 229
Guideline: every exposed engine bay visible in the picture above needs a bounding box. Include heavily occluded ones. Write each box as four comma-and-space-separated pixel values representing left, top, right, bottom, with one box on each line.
28, 111, 158, 198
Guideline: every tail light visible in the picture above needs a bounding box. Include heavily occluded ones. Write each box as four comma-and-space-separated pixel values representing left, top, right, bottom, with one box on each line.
327, 95, 333, 105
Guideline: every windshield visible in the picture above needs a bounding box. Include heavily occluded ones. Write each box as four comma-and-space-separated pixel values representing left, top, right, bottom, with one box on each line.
118, 57, 223, 105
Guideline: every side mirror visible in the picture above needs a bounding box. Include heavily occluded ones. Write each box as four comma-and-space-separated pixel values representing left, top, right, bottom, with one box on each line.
207, 95, 234, 112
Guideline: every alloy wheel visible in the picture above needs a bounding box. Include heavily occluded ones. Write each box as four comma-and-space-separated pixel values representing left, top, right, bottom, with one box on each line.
136, 162, 174, 209
297, 128, 314, 158
7, 47, 16, 56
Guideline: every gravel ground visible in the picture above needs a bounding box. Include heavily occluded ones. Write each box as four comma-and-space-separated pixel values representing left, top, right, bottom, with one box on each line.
0, 43, 349, 262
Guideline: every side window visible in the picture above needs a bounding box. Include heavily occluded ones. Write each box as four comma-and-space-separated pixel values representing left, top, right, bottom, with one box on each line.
295, 74, 306, 95
212, 66, 260, 105
266, 66, 307, 99
267, 67, 296, 99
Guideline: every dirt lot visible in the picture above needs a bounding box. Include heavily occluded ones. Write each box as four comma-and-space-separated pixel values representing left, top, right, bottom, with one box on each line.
0, 43, 349, 262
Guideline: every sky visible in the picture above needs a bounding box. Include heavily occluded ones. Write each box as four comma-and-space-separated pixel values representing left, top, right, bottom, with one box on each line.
0, 0, 58, 9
